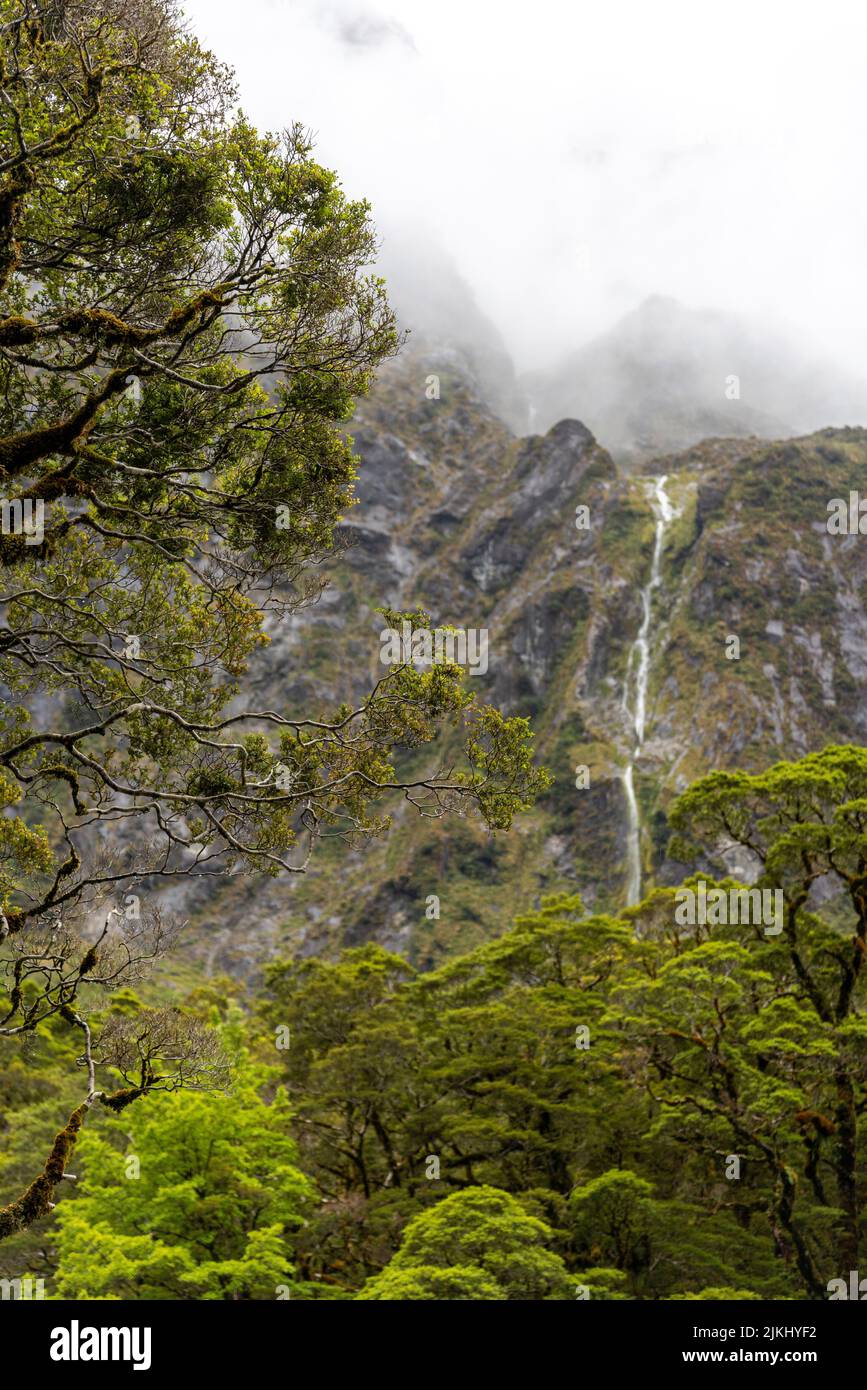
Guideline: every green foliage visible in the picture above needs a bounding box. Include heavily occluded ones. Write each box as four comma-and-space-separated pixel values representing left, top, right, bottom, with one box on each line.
8, 743, 867, 1298
50, 1063, 311, 1299
254, 752, 867, 1299
356, 1264, 506, 1301
357, 1187, 571, 1300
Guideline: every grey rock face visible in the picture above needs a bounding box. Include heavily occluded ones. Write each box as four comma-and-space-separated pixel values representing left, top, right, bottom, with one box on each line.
145, 339, 867, 976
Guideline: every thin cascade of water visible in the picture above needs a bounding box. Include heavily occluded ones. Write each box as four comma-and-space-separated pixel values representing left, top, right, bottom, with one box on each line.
621, 475, 676, 906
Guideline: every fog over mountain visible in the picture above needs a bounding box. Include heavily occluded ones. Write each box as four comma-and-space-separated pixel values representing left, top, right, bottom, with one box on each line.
375, 230, 525, 433
520, 294, 867, 464
378, 231, 867, 462
185, 0, 867, 422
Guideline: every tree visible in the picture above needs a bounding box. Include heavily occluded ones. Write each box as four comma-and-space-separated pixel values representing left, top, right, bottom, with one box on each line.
0, 0, 547, 1238
262, 896, 630, 1289
50, 1057, 311, 1299
636, 744, 867, 1298
268, 859, 851, 1298
263, 895, 630, 1221
568, 1168, 774, 1299
0, 906, 230, 1240
356, 1186, 571, 1300
354, 1264, 506, 1301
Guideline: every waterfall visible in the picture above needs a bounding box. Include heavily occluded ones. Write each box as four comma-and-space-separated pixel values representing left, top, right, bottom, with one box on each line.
621, 475, 676, 906
621, 762, 642, 908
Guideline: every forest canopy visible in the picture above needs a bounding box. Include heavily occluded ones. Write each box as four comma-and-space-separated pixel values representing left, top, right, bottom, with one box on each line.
8, 743, 867, 1299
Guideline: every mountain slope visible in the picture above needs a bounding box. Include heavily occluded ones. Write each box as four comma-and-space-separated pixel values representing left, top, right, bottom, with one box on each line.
163, 331, 867, 975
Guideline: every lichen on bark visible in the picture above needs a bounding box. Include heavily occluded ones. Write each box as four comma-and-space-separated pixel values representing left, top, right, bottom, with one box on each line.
0, 1102, 87, 1240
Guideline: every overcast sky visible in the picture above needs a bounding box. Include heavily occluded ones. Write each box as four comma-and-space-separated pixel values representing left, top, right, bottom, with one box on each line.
182, 0, 867, 375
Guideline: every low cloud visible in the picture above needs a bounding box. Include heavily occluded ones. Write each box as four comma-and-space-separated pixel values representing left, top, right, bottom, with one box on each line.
185, 0, 867, 408
330, 9, 417, 53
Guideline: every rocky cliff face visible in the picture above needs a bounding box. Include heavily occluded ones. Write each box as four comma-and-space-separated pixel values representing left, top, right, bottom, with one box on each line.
170, 326, 867, 978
